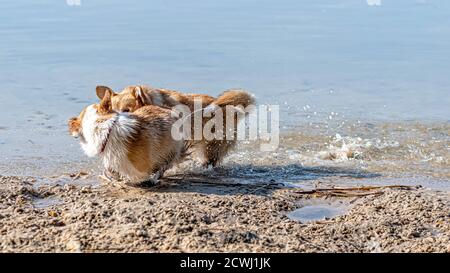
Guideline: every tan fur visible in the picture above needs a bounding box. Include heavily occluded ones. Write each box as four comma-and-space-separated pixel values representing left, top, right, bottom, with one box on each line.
211, 89, 255, 109
68, 107, 86, 137
203, 89, 255, 166
96, 84, 255, 167
126, 106, 183, 175
69, 89, 187, 182
96, 85, 215, 113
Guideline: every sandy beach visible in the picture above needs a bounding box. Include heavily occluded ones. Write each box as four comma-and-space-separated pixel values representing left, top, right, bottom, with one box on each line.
1, 174, 448, 253
1, 0, 450, 255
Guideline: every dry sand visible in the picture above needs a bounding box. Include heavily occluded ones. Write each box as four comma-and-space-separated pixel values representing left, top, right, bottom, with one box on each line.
0, 174, 449, 253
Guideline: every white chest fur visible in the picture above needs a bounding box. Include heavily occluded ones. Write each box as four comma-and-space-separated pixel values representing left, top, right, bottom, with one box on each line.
79, 105, 147, 180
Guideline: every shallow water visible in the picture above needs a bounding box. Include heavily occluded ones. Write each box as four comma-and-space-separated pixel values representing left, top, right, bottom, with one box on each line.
288, 202, 348, 223
0, 0, 449, 190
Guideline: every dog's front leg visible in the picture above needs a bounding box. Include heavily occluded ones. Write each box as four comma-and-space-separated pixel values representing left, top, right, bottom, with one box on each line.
149, 171, 162, 185
138, 171, 162, 187
99, 168, 121, 182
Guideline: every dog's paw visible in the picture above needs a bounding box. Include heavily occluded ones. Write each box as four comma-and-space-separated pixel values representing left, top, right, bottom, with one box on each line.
139, 177, 160, 187
98, 173, 114, 183
98, 169, 121, 182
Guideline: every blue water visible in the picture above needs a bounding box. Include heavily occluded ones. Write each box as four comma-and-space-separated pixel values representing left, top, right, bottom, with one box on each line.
0, 0, 449, 175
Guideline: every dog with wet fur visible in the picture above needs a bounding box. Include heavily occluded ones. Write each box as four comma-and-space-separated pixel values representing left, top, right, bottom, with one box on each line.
68, 88, 189, 184
95, 85, 255, 167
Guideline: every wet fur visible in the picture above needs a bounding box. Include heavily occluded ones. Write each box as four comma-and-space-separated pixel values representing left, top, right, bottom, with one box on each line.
96, 85, 255, 167
68, 91, 187, 182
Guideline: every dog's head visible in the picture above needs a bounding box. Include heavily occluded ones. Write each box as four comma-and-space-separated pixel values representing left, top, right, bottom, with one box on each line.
96, 85, 152, 113
68, 108, 86, 138
69, 87, 116, 138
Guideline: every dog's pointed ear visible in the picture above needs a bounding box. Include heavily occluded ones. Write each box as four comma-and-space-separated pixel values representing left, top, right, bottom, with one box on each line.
99, 88, 113, 113
134, 86, 152, 106
96, 85, 116, 100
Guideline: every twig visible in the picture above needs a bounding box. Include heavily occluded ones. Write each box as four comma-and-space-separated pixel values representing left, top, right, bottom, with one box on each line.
292, 185, 417, 198
295, 185, 416, 194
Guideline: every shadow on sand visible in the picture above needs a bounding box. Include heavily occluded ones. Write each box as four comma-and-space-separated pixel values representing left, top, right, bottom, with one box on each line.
132, 164, 381, 196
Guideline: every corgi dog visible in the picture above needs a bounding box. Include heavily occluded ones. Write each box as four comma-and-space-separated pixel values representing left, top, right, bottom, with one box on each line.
68, 88, 188, 184
95, 85, 255, 167
96, 85, 215, 113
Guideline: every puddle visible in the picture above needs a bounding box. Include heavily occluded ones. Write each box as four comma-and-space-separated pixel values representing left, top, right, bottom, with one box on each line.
32, 196, 63, 209
288, 200, 349, 223
33, 174, 100, 189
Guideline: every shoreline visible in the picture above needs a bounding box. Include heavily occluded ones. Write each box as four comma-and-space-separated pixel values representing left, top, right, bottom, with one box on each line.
1, 174, 449, 252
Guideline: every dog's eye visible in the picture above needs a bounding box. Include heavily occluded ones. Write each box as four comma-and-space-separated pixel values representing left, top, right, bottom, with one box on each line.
122, 109, 130, 113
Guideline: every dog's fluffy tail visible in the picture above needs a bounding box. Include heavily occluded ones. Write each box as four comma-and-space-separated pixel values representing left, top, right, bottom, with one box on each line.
203, 89, 255, 115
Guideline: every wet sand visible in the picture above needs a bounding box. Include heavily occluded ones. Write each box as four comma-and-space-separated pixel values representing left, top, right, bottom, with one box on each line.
1, 174, 448, 253
1, 0, 449, 254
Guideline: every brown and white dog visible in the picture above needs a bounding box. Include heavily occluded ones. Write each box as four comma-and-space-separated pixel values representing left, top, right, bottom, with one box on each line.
68, 88, 188, 183
96, 85, 215, 113
96, 85, 255, 167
